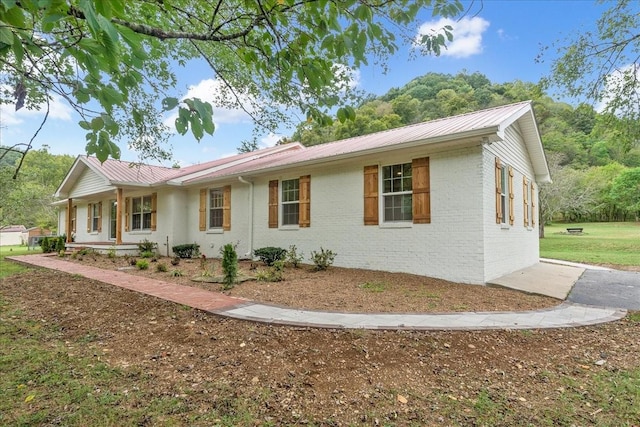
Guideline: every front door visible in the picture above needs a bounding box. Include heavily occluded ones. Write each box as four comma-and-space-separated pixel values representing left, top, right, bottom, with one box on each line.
109, 200, 117, 240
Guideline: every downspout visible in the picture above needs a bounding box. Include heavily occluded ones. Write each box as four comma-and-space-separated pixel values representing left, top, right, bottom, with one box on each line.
238, 176, 254, 258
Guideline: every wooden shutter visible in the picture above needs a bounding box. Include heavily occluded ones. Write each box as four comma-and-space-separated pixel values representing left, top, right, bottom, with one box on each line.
97, 201, 102, 232
495, 158, 502, 224
72, 206, 77, 233
299, 175, 311, 227
151, 192, 157, 231
199, 189, 206, 231
523, 177, 529, 227
268, 180, 279, 228
412, 157, 431, 224
223, 185, 231, 231
364, 165, 379, 225
531, 183, 536, 227
86, 203, 92, 232
124, 197, 130, 232
508, 166, 514, 225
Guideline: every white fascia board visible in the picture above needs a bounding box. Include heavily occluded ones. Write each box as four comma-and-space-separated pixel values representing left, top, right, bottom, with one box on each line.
166, 143, 305, 186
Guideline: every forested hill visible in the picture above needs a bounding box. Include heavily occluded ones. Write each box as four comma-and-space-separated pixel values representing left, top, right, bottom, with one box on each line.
291, 72, 640, 223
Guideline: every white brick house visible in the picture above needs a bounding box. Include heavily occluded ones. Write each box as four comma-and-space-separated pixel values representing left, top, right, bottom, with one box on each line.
54, 101, 550, 284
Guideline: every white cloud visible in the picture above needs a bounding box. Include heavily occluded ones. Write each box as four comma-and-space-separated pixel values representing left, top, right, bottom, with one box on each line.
417, 16, 490, 58
595, 63, 640, 114
259, 133, 283, 149
0, 94, 73, 126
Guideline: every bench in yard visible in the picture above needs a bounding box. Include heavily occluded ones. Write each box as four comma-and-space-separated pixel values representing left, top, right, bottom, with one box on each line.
566, 227, 584, 234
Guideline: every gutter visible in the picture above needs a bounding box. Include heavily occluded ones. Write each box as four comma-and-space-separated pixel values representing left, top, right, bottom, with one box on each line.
237, 176, 254, 258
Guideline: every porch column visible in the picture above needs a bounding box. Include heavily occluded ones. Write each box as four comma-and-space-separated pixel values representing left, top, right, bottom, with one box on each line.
66, 198, 73, 243
116, 188, 123, 244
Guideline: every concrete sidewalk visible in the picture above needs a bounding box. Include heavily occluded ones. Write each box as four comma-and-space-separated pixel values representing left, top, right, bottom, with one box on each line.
6, 254, 627, 331
487, 261, 585, 299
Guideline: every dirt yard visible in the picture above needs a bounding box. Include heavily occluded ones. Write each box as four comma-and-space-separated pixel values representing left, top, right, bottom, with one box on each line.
62, 253, 558, 313
1, 255, 639, 425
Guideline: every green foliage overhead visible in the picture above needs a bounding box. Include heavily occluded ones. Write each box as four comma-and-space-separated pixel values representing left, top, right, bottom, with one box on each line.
541, 0, 640, 145
0, 0, 464, 166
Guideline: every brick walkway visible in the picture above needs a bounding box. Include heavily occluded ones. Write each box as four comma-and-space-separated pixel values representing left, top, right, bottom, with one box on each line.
7, 254, 627, 330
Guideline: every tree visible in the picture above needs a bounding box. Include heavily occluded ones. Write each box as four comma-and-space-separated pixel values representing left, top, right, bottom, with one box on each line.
0, 0, 463, 171
541, 0, 640, 145
610, 167, 640, 220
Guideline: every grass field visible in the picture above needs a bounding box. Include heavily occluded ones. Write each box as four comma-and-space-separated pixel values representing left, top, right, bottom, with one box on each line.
540, 222, 640, 266
0, 245, 40, 278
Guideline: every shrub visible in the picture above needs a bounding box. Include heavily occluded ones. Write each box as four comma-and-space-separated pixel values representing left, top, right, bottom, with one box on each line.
172, 243, 200, 259
170, 269, 183, 277
310, 247, 336, 271
253, 247, 287, 266
55, 236, 66, 253
220, 243, 239, 290
170, 256, 180, 266
107, 246, 116, 259
129, 257, 138, 266
137, 239, 156, 254
256, 260, 285, 282
40, 237, 51, 253
140, 251, 154, 258
136, 259, 149, 270
156, 262, 168, 273
286, 245, 304, 268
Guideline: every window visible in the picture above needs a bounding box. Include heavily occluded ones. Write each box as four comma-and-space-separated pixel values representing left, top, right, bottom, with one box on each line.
281, 178, 300, 226
131, 195, 152, 230
87, 202, 101, 233
209, 188, 224, 228
363, 158, 429, 226
494, 158, 513, 226
71, 206, 77, 233
382, 162, 413, 222
500, 166, 508, 225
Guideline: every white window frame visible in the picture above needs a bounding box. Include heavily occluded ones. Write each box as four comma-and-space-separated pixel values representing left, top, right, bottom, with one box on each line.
91, 203, 100, 232
209, 188, 224, 229
281, 178, 300, 226
131, 195, 152, 231
381, 162, 413, 223
500, 165, 508, 225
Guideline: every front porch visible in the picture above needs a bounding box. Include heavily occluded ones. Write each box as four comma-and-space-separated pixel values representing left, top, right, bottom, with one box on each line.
65, 241, 140, 256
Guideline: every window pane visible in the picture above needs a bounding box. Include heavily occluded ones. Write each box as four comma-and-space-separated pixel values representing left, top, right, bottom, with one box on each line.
382, 165, 391, 180
210, 189, 223, 208
282, 203, 299, 226
132, 197, 141, 214
143, 212, 152, 229
282, 179, 299, 203
383, 179, 391, 193
210, 209, 223, 228
132, 213, 141, 230
384, 194, 412, 221
403, 177, 412, 191
143, 196, 152, 213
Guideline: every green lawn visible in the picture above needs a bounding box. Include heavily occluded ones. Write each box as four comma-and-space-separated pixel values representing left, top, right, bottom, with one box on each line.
540, 222, 640, 266
0, 245, 41, 278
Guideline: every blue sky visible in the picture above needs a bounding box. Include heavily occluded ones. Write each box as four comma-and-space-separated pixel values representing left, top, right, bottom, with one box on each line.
0, 0, 608, 166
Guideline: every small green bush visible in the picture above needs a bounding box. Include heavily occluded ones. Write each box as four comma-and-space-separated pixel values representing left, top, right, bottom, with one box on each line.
136, 259, 149, 270
107, 246, 116, 258
220, 243, 239, 289
310, 247, 336, 271
170, 269, 183, 277
55, 236, 66, 252
140, 251, 154, 258
40, 237, 51, 253
172, 243, 200, 259
137, 239, 157, 254
156, 262, 168, 273
256, 260, 285, 282
286, 245, 304, 268
253, 247, 287, 266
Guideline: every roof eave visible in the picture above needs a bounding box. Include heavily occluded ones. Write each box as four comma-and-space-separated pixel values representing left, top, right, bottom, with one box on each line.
183, 127, 499, 186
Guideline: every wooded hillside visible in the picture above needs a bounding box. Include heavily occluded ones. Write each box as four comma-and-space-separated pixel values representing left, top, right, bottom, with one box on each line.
291, 72, 640, 223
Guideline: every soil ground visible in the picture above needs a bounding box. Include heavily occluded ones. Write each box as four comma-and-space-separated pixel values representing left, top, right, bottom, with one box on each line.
1, 256, 639, 425
63, 254, 558, 313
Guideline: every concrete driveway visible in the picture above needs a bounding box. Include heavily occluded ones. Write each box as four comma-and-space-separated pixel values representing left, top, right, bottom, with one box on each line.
568, 269, 640, 310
